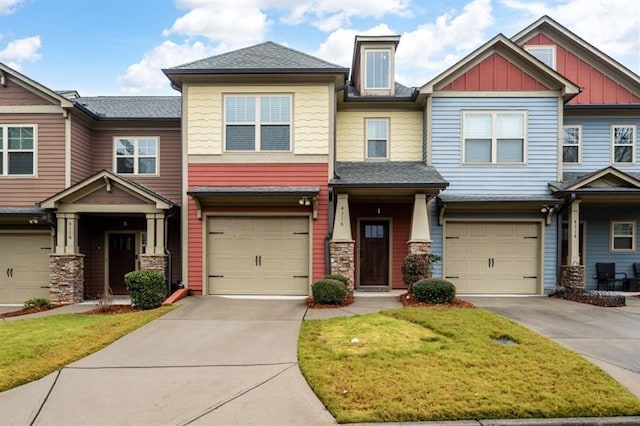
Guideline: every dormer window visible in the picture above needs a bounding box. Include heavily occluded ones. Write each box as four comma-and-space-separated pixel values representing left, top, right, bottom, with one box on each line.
365, 50, 391, 89
525, 45, 556, 69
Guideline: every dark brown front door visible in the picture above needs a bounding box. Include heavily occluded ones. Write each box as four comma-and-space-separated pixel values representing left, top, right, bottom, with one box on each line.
359, 221, 390, 286
109, 233, 136, 294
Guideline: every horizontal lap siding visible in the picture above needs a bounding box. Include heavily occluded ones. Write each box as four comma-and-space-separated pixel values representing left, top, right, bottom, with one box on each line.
0, 80, 48, 105
92, 129, 182, 203
70, 116, 93, 184
0, 114, 65, 205
544, 219, 557, 292
431, 97, 558, 195
187, 163, 329, 294
430, 201, 443, 278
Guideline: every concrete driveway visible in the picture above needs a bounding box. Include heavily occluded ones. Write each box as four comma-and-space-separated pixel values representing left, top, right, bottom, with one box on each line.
467, 296, 640, 398
0, 297, 335, 425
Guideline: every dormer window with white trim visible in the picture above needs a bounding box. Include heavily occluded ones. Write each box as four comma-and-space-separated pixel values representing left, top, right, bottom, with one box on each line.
525, 45, 556, 69
365, 50, 391, 89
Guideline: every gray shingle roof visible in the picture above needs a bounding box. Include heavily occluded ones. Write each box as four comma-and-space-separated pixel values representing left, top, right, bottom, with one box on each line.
331, 162, 448, 188
75, 96, 181, 119
168, 41, 348, 74
346, 82, 416, 100
550, 169, 640, 191
0, 207, 44, 215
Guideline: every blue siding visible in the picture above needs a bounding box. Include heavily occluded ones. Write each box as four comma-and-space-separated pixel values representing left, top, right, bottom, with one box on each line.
564, 117, 640, 173
430, 200, 443, 277
544, 219, 557, 293
431, 97, 559, 195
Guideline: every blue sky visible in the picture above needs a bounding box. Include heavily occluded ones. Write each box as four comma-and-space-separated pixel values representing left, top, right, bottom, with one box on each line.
1, 0, 638, 96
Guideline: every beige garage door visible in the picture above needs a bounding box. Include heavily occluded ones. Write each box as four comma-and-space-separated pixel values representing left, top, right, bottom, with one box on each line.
207, 217, 309, 295
0, 233, 52, 304
444, 222, 540, 294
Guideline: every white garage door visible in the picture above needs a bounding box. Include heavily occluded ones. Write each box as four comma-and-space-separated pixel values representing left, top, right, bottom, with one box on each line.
207, 217, 310, 295
0, 233, 52, 304
444, 222, 540, 294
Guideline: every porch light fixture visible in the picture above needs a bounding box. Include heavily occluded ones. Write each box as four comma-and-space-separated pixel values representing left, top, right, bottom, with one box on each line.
298, 197, 311, 206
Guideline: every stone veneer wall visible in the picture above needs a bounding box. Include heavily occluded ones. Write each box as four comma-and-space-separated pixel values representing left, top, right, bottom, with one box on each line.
139, 254, 168, 282
330, 241, 355, 293
407, 241, 431, 256
49, 254, 84, 304
559, 265, 585, 289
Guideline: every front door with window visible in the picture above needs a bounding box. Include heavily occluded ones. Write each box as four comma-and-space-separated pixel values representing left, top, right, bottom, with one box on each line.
108, 233, 136, 294
359, 221, 390, 287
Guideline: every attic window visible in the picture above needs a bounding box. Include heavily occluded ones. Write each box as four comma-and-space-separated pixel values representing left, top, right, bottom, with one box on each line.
365, 50, 391, 89
525, 45, 556, 69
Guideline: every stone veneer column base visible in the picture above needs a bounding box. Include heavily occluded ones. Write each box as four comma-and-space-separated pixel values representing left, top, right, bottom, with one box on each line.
139, 254, 168, 283
407, 241, 431, 256
49, 254, 85, 305
560, 265, 585, 289
330, 240, 355, 294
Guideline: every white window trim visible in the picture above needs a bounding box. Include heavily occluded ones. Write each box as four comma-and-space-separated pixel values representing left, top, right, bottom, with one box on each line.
365, 118, 390, 160
364, 49, 391, 90
525, 45, 556, 69
223, 94, 293, 153
461, 110, 528, 165
0, 124, 38, 177
611, 124, 636, 166
611, 220, 636, 252
113, 136, 160, 176
562, 124, 582, 164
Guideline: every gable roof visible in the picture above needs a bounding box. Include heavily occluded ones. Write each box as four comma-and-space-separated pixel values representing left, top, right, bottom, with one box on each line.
331, 162, 448, 188
419, 33, 580, 101
549, 167, 640, 194
0, 62, 74, 108
74, 96, 181, 119
512, 15, 640, 101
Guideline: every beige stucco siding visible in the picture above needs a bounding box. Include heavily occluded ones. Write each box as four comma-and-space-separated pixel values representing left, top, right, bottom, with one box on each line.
186, 84, 330, 156
336, 110, 423, 161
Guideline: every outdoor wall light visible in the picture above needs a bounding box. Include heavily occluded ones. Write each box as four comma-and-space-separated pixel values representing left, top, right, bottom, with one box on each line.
298, 197, 311, 206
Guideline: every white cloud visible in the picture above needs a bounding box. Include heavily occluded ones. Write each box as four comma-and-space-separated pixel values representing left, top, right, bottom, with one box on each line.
316, 24, 396, 68
118, 40, 216, 94
0, 0, 23, 15
0, 36, 42, 69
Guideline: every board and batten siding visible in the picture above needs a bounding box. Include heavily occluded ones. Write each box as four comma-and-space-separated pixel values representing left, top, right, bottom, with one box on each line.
91, 129, 182, 203
430, 97, 559, 195
563, 117, 640, 173
186, 163, 329, 294
0, 113, 66, 206
186, 84, 331, 156
70, 116, 93, 185
336, 110, 423, 161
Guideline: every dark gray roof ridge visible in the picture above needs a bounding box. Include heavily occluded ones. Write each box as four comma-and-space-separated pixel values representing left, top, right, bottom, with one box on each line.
74, 96, 181, 119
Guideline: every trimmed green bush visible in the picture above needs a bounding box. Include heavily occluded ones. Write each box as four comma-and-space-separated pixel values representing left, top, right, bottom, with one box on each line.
321, 274, 349, 288
401, 253, 429, 291
23, 298, 53, 310
125, 270, 166, 310
312, 279, 347, 305
413, 278, 456, 304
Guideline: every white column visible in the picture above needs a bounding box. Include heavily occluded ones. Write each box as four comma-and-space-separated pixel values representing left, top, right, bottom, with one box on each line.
145, 213, 156, 255
568, 200, 581, 265
56, 214, 66, 254
154, 213, 165, 255
64, 213, 79, 254
409, 194, 431, 243
331, 194, 353, 241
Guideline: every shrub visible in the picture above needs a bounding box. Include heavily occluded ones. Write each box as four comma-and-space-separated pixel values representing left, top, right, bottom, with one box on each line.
402, 253, 442, 291
23, 298, 53, 310
312, 279, 347, 305
321, 274, 349, 288
125, 270, 166, 310
412, 278, 456, 304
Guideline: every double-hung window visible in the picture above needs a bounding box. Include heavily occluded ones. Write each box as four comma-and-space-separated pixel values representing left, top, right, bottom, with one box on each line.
366, 119, 389, 159
611, 221, 635, 251
562, 125, 581, 163
115, 137, 158, 175
0, 125, 36, 176
225, 95, 291, 151
525, 45, 556, 69
365, 50, 391, 89
612, 125, 635, 165
463, 111, 526, 164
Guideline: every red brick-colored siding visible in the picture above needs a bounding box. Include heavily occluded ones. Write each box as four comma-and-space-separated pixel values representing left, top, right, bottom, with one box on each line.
349, 202, 412, 289
187, 163, 329, 294
523, 33, 640, 105
443, 52, 549, 91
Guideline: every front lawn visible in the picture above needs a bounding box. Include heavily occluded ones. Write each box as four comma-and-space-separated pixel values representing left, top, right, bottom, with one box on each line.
298, 307, 640, 423
0, 307, 174, 392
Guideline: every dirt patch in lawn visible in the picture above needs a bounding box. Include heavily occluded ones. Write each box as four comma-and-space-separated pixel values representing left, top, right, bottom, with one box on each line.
399, 292, 475, 308
84, 305, 137, 315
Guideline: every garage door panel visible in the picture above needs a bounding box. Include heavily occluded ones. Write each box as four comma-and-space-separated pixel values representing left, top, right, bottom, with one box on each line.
0, 233, 51, 304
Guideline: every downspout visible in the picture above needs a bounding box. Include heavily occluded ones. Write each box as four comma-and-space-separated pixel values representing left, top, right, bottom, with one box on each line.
164, 210, 177, 295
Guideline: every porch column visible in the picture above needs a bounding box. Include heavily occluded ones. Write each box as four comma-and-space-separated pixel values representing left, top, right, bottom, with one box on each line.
330, 194, 355, 293
55, 213, 79, 254
407, 194, 431, 255
568, 200, 581, 265
141, 212, 168, 285
145, 213, 156, 255
51, 212, 84, 304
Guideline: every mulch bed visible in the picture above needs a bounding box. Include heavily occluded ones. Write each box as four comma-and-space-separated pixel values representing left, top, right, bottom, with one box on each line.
0, 305, 63, 319
399, 292, 475, 308
551, 292, 625, 307
306, 294, 355, 309
84, 305, 137, 315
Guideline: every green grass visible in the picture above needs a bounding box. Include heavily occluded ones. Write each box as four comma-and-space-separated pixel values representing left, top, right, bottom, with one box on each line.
0, 307, 174, 392
299, 307, 640, 423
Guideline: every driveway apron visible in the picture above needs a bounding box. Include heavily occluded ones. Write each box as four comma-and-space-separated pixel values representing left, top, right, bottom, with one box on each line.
467, 296, 640, 399
0, 297, 335, 425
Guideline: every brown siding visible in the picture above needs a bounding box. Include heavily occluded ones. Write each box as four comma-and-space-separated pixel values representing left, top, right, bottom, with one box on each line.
92, 129, 182, 203
70, 116, 93, 184
0, 79, 52, 106
0, 114, 66, 206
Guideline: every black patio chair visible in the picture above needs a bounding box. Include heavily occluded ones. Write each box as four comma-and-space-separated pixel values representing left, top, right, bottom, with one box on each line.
595, 263, 627, 291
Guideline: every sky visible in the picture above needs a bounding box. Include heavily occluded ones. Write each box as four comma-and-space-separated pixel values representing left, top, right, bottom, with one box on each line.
1, 0, 639, 96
